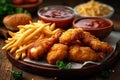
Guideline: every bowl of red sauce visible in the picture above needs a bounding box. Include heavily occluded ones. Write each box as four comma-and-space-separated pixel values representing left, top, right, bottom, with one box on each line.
73, 17, 113, 39
37, 5, 75, 29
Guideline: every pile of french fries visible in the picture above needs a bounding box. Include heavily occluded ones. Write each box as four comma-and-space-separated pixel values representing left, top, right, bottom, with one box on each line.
2, 20, 59, 60
76, 0, 112, 17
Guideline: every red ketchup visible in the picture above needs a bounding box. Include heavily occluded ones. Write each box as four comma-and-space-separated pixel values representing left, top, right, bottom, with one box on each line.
75, 18, 111, 29
38, 6, 74, 29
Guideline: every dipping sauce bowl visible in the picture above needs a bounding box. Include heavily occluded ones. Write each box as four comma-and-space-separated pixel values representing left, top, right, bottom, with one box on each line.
38, 5, 75, 29
73, 17, 113, 39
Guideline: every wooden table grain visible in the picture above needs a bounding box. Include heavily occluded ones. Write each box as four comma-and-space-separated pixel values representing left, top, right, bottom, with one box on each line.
0, 0, 120, 80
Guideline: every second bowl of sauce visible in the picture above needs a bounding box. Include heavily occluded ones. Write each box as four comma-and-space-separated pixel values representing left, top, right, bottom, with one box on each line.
75, 18, 111, 29
73, 17, 113, 39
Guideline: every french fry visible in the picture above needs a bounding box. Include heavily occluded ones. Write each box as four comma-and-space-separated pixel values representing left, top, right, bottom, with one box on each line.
23, 24, 48, 44
52, 28, 64, 34
2, 40, 15, 50
10, 47, 18, 53
38, 20, 45, 24
12, 29, 34, 47
5, 38, 13, 43
36, 34, 45, 42
8, 31, 15, 37
42, 27, 52, 36
16, 42, 34, 53
50, 23, 55, 31
21, 52, 26, 59
15, 52, 22, 60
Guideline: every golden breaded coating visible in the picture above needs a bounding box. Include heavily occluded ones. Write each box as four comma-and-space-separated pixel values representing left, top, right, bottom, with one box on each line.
59, 28, 83, 45
68, 44, 100, 63
90, 40, 113, 53
27, 32, 62, 60
82, 31, 113, 53
47, 43, 68, 64
82, 31, 98, 44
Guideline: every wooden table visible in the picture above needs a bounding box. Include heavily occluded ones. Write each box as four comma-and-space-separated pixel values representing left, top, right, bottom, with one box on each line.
0, 0, 120, 80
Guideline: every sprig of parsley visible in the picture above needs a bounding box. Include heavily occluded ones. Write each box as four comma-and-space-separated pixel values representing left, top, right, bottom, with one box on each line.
11, 70, 23, 80
56, 61, 72, 69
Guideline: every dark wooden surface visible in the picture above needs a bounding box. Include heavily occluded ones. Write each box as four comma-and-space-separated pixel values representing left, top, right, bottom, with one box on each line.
0, 0, 120, 80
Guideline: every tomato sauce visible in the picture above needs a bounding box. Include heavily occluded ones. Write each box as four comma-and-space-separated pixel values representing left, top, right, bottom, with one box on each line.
75, 18, 111, 29
39, 8, 73, 19
38, 6, 74, 29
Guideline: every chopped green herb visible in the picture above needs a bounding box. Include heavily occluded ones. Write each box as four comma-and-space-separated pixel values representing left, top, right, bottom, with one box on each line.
56, 61, 72, 69
11, 70, 23, 80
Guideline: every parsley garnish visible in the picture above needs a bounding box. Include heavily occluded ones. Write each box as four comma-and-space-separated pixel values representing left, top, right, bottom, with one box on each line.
11, 70, 23, 80
56, 61, 72, 69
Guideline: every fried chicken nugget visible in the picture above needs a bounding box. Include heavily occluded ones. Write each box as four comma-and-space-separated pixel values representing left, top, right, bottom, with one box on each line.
27, 32, 62, 60
47, 43, 68, 64
82, 31, 113, 53
82, 31, 98, 44
90, 40, 113, 53
59, 28, 84, 45
68, 44, 105, 63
